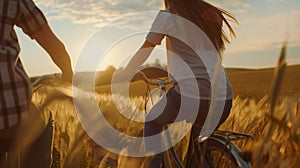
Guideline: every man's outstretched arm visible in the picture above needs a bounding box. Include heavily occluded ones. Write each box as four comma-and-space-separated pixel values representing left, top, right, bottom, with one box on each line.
32, 25, 73, 82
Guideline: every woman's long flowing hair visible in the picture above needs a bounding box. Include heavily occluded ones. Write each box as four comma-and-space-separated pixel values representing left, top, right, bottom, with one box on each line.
164, 0, 238, 53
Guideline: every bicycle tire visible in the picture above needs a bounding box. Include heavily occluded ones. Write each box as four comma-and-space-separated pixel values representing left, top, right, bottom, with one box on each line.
202, 136, 251, 168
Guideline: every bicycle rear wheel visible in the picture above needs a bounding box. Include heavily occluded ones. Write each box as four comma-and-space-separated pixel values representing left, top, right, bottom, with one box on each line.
184, 137, 239, 168
203, 137, 239, 168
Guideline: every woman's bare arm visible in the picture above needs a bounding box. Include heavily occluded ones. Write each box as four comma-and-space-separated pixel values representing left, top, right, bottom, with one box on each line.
123, 40, 156, 73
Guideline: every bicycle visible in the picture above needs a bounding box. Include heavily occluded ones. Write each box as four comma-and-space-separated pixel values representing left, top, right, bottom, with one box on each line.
0, 73, 61, 167
132, 69, 254, 168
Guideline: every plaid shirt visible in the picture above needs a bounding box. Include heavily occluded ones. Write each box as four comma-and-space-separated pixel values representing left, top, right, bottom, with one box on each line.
0, 0, 48, 129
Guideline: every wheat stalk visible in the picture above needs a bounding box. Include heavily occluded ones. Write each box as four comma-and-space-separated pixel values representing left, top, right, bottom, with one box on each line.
253, 42, 287, 167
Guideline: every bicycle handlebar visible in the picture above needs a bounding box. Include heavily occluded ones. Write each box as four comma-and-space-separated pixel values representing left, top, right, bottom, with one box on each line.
132, 70, 172, 86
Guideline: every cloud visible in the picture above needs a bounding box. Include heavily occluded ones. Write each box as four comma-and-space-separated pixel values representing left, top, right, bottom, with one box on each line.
35, 0, 161, 28
35, 0, 299, 52
226, 9, 300, 54
35, 0, 251, 28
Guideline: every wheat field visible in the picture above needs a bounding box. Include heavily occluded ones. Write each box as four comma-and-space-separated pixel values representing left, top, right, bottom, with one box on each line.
28, 84, 300, 168
28, 67, 300, 168
7, 45, 300, 168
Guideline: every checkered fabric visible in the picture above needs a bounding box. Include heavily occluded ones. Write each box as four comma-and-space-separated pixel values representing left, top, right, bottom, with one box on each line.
0, 0, 48, 129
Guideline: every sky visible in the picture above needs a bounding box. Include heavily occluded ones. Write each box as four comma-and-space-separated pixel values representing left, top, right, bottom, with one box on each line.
15, 0, 300, 76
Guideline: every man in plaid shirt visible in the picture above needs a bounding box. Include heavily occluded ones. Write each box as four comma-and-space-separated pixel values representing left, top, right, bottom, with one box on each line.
0, 0, 73, 167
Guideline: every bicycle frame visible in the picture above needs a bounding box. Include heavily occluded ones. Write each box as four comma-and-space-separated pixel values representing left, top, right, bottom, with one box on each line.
133, 70, 184, 168
134, 70, 254, 168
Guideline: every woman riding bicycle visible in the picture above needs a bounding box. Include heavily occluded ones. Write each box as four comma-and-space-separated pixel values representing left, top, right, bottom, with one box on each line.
118, 0, 237, 167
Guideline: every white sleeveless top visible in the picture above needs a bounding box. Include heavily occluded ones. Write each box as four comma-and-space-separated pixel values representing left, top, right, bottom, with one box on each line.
146, 10, 233, 100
